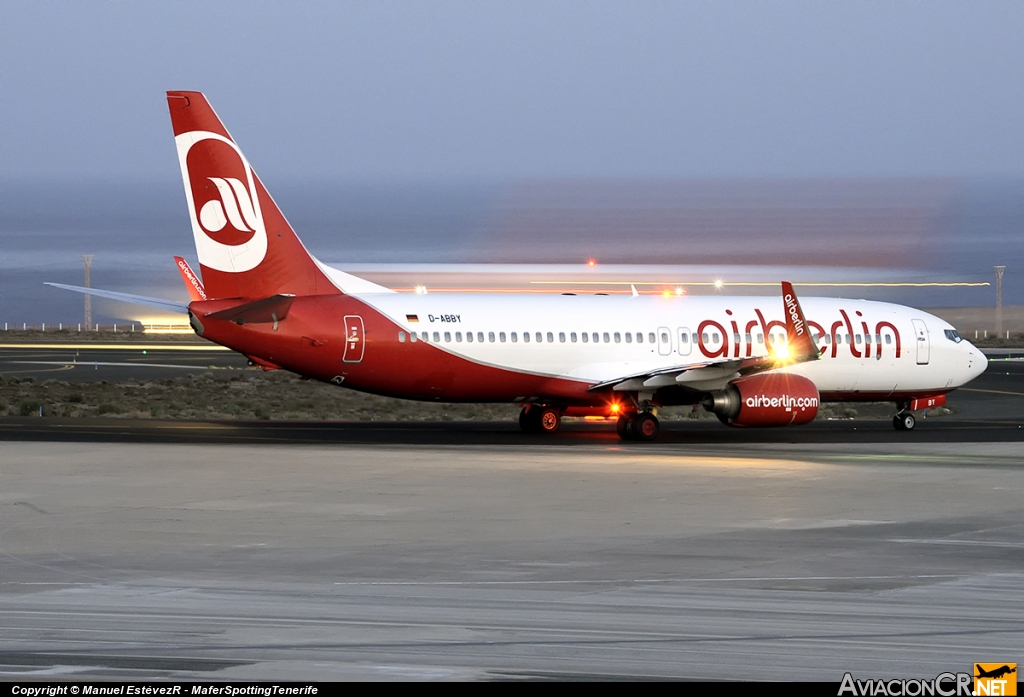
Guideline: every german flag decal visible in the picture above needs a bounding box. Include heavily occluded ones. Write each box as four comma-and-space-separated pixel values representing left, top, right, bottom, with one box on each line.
406, 314, 419, 323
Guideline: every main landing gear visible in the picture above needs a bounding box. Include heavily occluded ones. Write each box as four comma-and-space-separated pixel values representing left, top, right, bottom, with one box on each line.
519, 405, 562, 434
616, 412, 660, 442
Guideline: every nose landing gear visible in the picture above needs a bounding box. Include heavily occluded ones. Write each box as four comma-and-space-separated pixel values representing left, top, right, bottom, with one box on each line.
893, 411, 916, 431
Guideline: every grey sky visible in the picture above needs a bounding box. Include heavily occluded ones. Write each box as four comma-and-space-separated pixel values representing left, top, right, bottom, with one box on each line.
2, 1, 1023, 181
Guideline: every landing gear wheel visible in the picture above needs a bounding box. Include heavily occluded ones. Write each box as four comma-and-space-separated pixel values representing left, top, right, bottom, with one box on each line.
520, 406, 561, 434
616, 415, 631, 440
537, 407, 561, 434
632, 413, 660, 441
519, 407, 539, 433
893, 412, 916, 431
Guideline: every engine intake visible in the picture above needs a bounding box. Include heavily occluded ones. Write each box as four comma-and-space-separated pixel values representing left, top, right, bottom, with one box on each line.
703, 372, 819, 427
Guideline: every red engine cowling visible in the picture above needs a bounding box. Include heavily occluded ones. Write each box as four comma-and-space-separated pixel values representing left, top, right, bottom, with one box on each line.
704, 372, 819, 427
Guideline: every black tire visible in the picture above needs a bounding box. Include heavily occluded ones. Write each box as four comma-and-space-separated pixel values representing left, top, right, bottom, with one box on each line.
537, 407, 561, 434
519, 407, 539, 433
616, 414, 631, 440
899, 412, 916, 431
633, 413, 660, 441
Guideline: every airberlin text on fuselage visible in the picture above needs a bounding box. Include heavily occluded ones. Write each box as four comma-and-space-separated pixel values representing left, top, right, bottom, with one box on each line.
696, 307, 902, 360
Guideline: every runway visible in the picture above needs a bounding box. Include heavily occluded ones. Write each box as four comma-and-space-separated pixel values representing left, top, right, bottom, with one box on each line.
2, 441, 1023, 681
2, 346, 1024, 680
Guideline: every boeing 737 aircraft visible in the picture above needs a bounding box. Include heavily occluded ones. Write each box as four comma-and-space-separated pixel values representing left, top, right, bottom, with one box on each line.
48, 91, 988, 440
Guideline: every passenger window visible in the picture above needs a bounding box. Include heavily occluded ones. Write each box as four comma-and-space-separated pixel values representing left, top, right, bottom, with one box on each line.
582, 332, 588, 343
444, 332, 451, 342
649, 332, 656, 343
733, 333, 740, 343
680, 333, 688, 344
625, 332, 632, 343
570, 332, 577, 342
855, 334, 862, 344
499, 332, 505, 342
466, 332, 473, 343
702, 332, 709, 343
593, 332, 600, 343
399, 332, 406, 342
559, 332, 565, 342
511, 332, 517, 343
661, 331, 669, 344
547, 332, 554, 343
537, 332, 544, 343
456, 332, 463, 342
885, 334, 891, 345
488, 332, 495, 342
745, 333, 751, 343
712, 333, 720, 343
603, 332, 610, 343
845, 334, 851, 343
476, 332, 483, 342
614, 332, 621, 343
637, 332, 644, 344
524, 332, 530, 343
875, 334, 881, 344
757, 333, 764, 344
865, 334, 871, 344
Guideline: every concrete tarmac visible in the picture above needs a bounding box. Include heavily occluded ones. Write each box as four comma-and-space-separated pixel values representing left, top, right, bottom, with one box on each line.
2, 440, 1023, 681
2, 352, 1024, 680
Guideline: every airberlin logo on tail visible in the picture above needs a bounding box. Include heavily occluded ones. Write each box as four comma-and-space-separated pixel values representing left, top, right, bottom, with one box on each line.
175, 130, 268, 274
785, 293, 805, 336
199, 177, 259, 235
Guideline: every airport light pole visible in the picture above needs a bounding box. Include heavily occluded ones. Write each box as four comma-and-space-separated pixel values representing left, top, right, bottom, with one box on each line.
82, 254, 93, 330
994, 265, 1005, 337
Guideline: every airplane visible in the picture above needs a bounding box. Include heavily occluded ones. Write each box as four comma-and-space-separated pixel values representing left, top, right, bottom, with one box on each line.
975, 665, 1017, 680
47, 91, 988, 440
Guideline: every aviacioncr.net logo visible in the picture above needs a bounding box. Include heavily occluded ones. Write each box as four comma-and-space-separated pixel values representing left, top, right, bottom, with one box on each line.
175, 130, 268, 273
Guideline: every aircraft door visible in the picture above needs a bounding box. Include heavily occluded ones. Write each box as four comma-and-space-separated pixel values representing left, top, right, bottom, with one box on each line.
911, 319, 930, 365
678, 327, 692, 356
342, 315, 365, 363
658, 327, 672, 356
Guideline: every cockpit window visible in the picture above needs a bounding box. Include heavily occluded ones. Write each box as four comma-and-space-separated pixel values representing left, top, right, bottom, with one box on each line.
944, 329, 963, 343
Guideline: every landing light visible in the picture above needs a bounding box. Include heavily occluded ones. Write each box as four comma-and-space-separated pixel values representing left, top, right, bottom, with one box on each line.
714, 279, 723, 290
772, 343, 791, 361
414, 285, 428, 295
587, 258, 597, 267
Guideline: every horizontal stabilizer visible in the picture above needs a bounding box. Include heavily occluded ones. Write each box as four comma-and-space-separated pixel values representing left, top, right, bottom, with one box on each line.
203, 294, 295, 325
44, 283, 188, 314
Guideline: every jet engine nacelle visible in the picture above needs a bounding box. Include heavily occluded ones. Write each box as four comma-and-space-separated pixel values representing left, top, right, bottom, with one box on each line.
703, 372, 819, 427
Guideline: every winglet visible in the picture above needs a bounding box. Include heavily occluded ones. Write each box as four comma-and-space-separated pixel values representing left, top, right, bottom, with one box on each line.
174, 256, 208, 301
781, 281, 819, 362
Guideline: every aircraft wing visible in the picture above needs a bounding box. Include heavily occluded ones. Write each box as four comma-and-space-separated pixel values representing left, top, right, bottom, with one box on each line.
44, 282, 189, 314
589, 281, 820, 393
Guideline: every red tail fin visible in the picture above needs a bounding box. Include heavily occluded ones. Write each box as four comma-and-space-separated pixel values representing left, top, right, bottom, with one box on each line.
167, 91, 338, 300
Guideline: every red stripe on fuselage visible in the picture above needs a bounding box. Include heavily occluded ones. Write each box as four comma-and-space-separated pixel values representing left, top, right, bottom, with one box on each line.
192, 294, 598, 404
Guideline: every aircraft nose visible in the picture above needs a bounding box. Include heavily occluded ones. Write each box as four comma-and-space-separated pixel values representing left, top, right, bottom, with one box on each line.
965, 342, 988, 381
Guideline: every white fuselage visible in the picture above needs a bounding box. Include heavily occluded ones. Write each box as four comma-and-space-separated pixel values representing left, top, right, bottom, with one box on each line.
356, 292, 986, 398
